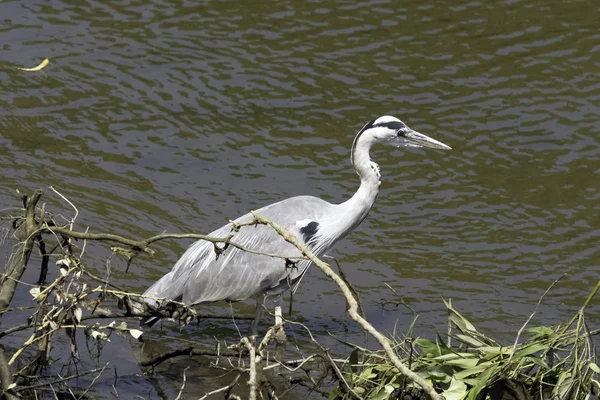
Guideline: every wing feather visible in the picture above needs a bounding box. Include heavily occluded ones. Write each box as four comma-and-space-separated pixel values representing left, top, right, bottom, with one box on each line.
143, 195, 334, 306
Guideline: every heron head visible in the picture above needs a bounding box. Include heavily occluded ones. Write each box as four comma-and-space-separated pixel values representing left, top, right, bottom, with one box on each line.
366, 115, 452, 150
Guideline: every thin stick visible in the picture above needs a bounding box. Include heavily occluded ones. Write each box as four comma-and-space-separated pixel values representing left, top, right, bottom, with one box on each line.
139, 347, 238, 368
12, 365, 107, 392
447, 298, 452, 347
174, 366, 190, 400
279, 316, 363, 399
508, 275, 564, 362
77, 363, 108, 399
198, 374, 241, 400
49, 187, 78, 230
42, 226, 305, 261
559, 280, 600, 336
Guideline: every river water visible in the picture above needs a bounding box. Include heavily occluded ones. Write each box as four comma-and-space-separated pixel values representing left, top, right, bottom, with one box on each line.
0, 0, 599, 398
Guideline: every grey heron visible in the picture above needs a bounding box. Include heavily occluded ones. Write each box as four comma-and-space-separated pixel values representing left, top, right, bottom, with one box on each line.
141, 116, 451, 332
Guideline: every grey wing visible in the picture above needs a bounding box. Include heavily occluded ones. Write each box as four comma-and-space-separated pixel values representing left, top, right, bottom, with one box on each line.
143, 196, 332, 306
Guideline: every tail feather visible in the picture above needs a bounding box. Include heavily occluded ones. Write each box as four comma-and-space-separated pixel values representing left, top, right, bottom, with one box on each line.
140, 261, 197, 326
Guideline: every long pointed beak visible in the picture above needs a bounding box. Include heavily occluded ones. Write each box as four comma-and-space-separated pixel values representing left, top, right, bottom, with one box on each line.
406, 129, 452, 150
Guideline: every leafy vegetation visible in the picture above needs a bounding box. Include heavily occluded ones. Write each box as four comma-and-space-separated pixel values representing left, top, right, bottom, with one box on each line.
329, 283, 599, 400
1, 190, 597, 399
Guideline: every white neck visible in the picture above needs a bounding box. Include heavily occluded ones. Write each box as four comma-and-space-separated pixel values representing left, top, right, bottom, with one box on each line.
341, 132, 380, 220
321, 132, 380, 246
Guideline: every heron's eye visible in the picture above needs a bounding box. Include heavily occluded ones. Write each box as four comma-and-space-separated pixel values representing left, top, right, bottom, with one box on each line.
397, 128, 408, 137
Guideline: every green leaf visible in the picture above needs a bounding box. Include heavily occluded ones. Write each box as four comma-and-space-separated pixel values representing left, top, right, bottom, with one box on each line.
406, 314, 420, 337
512, 343, 547, 359
465, 365, 498, 400
443, 378, 468, 400
455, 334, 485, 348
370, 385, 393, 400
374, 363, 395, 373
454, 362, 493, 380
521, 355, 549, 370
428, 365, 454, 383
434, 352, 478, 362
444, 357, 483, 369
444, 299, 478, 333
358, 366, 376, 382
327, 386, 340, 400
588, 362, 600, 373
328, 333, 370, 353
461, 378, 481, 387
477, 346, 511, 356
523, 326, 556, 341
417, 338, 453, 358
553, 371, 574, 400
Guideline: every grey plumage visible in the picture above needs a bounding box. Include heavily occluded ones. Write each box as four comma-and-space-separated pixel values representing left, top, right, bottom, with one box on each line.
141, 115, 451, 327
144, 196, 335, 307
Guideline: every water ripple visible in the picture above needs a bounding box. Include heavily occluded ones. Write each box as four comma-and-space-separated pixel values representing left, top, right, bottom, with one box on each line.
0, 0, 598, 377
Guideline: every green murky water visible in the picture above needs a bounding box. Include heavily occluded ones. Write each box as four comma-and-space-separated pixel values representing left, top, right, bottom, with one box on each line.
1, 0, 598, 397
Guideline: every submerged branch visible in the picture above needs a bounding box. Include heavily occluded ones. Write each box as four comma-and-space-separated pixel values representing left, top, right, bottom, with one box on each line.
140, 347, 239, 368
12, 364, 108, 393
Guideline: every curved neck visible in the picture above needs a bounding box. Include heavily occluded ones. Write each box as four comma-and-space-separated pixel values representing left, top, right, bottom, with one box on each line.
314, 131, 381, 251
336, 132, 381, 231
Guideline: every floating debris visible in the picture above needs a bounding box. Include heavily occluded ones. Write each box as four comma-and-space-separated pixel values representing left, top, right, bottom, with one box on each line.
16, 58, 49, 72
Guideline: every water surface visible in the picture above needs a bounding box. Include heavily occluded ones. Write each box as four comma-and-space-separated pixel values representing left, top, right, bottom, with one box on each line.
1, 0, 599, 397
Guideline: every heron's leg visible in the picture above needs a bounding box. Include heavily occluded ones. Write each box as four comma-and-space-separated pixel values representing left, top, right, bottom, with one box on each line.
249, 294, 265, 338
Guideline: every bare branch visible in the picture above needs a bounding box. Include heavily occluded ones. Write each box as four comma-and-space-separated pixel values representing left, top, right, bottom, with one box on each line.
249, 211, 442, 400
241, 337, 258, 400
198, 374, 241, 400
12, 365, 107, 393
139, 347, 239, 368
42, 227, 306, 262
174, 366, 190, 400
508, 275, 564, 362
